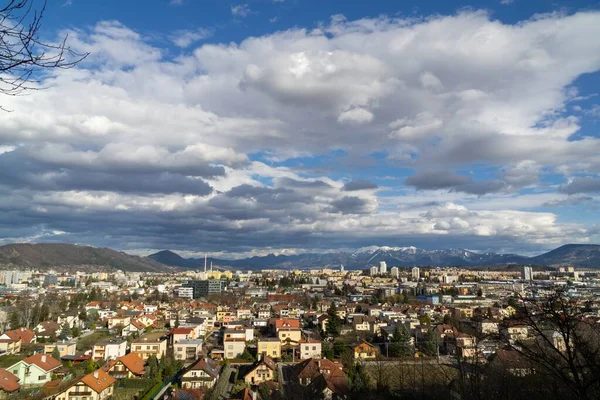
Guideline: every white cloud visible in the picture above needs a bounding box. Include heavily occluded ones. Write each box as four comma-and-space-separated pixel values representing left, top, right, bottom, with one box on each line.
1, 11, 600, 253
170, 28, 213, 48
231, 4, 251, 17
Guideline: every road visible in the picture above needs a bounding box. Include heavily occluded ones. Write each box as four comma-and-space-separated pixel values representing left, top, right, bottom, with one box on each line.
361, 356, 458, 366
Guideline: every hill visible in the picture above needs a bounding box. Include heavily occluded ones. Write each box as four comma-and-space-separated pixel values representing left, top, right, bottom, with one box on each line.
149, 244, 600, 270
0, 243, 173, 273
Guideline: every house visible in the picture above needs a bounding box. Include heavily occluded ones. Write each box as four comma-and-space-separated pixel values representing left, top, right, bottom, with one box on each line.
294, 358, 345, 386
352, 316, 373, 332
237, 308, 252, 320
92, 338, 127, 361
477, 319, 499, 336
0, 333, 20, 355
34, 321, 61, 339
137, 314, 158, 328
8, 354, 61, 386
278, 328, 301, 344
272, 318, 300, 334
53, 369, 116, 400
181, 357, 221, 390
489, 349, 534, 376
57, 314, 84, 330
352, 341, 378, 361
103, 352, 146, 379
2, 328, 36, 344
244, 355, 276, 385
501, 323, 529, 342
44, 341, 77, 357
171, 327, 196, 343
310, 372, 350, 400
174, 340, 203, 362
131, 334, 168, 360
107, 316, 131, 330
224, 336, 246, 359
0, 368, 20, 397
257, 338, 281, 359
85, 302, 101, 311
299, 339, 322, 360
122, 320, 145, 336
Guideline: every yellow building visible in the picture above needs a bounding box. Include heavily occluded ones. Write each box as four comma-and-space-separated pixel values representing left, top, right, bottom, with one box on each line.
257, 338, 281, 359
278, 328, 301, 344
44, 341, 77, 357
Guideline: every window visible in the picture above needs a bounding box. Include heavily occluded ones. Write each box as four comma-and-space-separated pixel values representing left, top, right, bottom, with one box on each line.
312, 346, 316, 350
39, 375, 46, 380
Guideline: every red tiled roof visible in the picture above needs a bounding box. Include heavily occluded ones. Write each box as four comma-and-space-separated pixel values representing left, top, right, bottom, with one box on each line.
117, 352, 146, 376
80, 369, 116, 393
0, 368, 20, 392
23, 354, 62, 372
5, 328, 36, 344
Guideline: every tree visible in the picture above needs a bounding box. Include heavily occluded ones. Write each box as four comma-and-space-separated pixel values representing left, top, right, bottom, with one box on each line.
388, 325, 413, 357
85, 358, 97, 373
146, 355, 160, 382
51, 346, 60, 360
9, 310, 21, 329
423, 330, 438, 357
0, 0, 87, 105
419, 314, 432, 325
326, 301, 342, 337
500, 290, 600, 400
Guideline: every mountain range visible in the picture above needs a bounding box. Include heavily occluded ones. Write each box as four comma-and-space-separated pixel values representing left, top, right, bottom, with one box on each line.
0, 243, 172, 273
149, 244, 600, 270
0, 243, 598, 272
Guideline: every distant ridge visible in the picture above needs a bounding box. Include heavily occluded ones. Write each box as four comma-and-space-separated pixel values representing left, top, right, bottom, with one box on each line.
0, 243, 173, 272
149, 244, 600, 270
1, 243, 598, 272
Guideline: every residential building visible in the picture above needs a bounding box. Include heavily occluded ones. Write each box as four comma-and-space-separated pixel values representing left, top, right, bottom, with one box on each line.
352, 341, 378, 361
44, 341, 77, 357
181, 357, 221, 389
411, 267, 420, 280
8, 354, 61, 386
521, 266, 533, 281
103, 352, 146, 379
278, 328, 301, 344
131, 334, 168, 360
92, 338, 127, 361
257, 338, 281, 359
174, 340, 203, 362
0, 368, 20, 396
244, 355, 276, 385
0, 334, 20, 355
380, 261, 387, 275
53, 369, 116, 400
299, 339, 322, 360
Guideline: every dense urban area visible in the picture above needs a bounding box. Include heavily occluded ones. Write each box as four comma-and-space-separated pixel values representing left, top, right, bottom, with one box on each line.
0, 257, 599, 400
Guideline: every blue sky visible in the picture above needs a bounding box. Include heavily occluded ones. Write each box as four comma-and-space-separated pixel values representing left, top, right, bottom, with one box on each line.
0, 0, 599, 258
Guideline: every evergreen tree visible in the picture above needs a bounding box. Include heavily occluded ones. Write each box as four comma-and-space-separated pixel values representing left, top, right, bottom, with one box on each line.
147, 355, 160, 382
326, 301, 342, 337
52, 346, 61, 360
423, 330, 438, 357
60, 323, 71, 339
85, 359, 97, 373
388, 325, 413, 357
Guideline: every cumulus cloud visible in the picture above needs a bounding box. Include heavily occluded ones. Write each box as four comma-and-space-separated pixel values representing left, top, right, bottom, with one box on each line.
0, 10, 599, 254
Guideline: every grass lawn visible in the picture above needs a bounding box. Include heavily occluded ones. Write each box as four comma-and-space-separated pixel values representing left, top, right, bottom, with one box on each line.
0, 354, 24, 368
76, 331, 113, 351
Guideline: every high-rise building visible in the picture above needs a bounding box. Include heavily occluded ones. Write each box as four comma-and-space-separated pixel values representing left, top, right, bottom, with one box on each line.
370, 266, 379, 276
390, 267, 399, 278
340, 264, 344, 272
379, 261, 387, 275
411, 267, 420, 280
521, 266, 533, 281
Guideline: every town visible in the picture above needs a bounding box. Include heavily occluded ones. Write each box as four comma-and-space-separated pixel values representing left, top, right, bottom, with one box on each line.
0, 261, 598, 400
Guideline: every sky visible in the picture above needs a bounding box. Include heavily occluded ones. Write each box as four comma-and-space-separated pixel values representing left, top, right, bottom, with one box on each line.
1, 0, 600, 258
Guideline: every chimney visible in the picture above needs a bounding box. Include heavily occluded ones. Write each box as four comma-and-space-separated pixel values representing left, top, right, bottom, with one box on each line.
42, 355, 47, 363
93, 370, 99, 379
